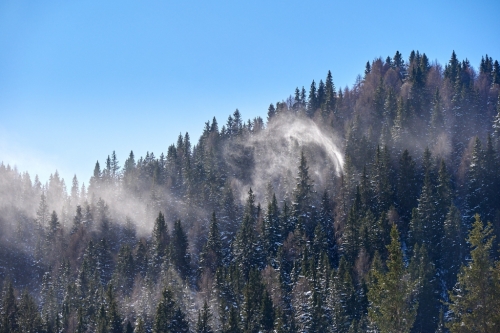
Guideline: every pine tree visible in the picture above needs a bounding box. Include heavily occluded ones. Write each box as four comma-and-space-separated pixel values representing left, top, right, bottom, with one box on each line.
368, 225, 418, 333
17, 290, 44, 333
262, 193, 281, 260
292, 151, 315, 237
493, 96, 500, 149
371, 145, 393, 217
260, 289, 274, 332
409, 244, 439, 333
113, 244, 135, 296
134, 317, 146, 333
447, 214, 500, 333
465, 137, 485, 224
200, 212, 223, 275
442, 205, 463, 289
323, 70, 336, 117
233, 189, 264, 278
430, 88, 445, 141
224, 306, 241, 333
47, 210, 61, 242
170, 219, 190, 280
170, 307, 189, 333
196, 301, 213, 333
307, 80, 317, 117
151, 211, 169, 278
242, 269, 265, 333
267, 104, 276, 122
342, 188, 362, 263
36, 192, 50, 228
153, 288, 177, 333
2, 280, 19, 333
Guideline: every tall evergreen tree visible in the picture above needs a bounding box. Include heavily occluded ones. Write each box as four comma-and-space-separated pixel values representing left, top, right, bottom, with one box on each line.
200, 212, 223, 275
447, 215, 500, 333
292, 151, 315, 237
307, 80, 318, 117
170, 220, 190, 280
196, 301, 213, 333
368, 225, 418, 333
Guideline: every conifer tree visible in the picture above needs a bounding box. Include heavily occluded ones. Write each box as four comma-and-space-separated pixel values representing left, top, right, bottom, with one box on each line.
196, 301, 213, 333
267, 104, 276, 122
430, 88, 445, 141
307, 80, 317, 117
371, 145, 393, 217
442, 205, 463, 288
170, 220, 190, 280
113, 244, 135, 296
342, 188, 362, 263
263, 193, 281, 260
368, 225, 418, 333
153, 288, 176, 333
242, 269, 265, 333
292, 151, 315, 237
447, 215, 500, 332
465, 137, 485, 224
151, 211, 169, 277
134, 317, 146, 333
17, 289, 44, 333
36, 192, 50, 228
260, 289, 274, 332
323, 70, 336, 117
233, 189, 264, 278
170, 307, 189, 333
224, 306, 241, 333
409, 244, 439, 333
2, 281, 19, 333
200, 212, 223, 275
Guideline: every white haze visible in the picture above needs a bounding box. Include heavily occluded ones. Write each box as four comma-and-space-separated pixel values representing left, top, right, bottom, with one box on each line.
226, 113, 344, 205
0, 112, 345, 244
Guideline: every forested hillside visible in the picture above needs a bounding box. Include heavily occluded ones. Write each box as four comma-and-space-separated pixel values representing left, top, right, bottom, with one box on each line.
1, 50, 500, 332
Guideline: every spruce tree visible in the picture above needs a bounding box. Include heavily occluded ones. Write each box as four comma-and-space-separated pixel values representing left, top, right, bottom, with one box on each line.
224, 306, 241, 333
307, 80, 317, 117
134, 317, 146, 333
200, 212, 223, 275
263, 193, 281, 260
196, 301, 213, 333
153, 288, 176, 333
1, 281, 18, 333
151, 211, 169, 278
17, 290, 44, 333
447, 214, 500, 333
368, 225, 418, 333
171, 219, 190, 280
292, 151, 315, 237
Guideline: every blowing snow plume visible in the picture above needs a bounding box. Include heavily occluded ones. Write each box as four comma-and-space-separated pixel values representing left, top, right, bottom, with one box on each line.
225, 113, 344, 205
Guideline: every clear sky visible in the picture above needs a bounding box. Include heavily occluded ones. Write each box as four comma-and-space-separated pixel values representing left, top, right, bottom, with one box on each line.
1, 0, 499, 187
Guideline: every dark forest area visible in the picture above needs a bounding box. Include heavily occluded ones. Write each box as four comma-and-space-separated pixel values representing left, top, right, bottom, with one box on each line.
1, 50, 500, 332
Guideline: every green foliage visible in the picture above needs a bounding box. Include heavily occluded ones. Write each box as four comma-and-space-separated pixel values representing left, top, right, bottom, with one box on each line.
447, 215, 500, 333
368, 225, 418, 333
1, 50, 500, 333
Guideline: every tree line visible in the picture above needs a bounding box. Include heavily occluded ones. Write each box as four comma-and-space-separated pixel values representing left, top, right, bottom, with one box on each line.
0, 50, 500, 332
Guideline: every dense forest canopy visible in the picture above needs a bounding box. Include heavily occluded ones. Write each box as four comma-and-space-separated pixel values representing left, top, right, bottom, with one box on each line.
1, 50, 500, 332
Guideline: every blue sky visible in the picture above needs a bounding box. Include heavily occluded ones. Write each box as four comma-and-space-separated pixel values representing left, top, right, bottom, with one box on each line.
1, 0, 499, 186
